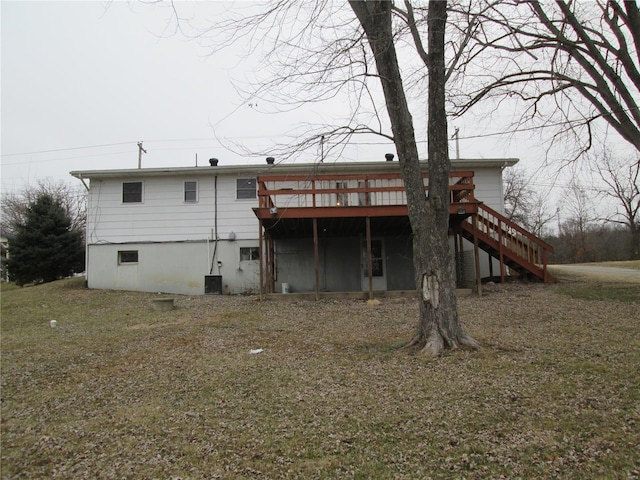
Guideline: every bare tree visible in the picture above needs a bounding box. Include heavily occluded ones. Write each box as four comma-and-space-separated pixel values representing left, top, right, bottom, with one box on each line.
503, 166, 555, 236
592, 152, 640, 259
350, 0, 478, 355
454, 0, 640, 159
560, 182, 599, 262
172, 0, 478, 355
1, 179, 86, 237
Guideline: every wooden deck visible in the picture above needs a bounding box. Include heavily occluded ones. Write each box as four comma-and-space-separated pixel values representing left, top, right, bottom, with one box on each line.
253, 169, 554, 298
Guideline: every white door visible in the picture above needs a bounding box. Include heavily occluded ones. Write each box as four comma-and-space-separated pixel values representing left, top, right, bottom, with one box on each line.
361, 239, 387, 291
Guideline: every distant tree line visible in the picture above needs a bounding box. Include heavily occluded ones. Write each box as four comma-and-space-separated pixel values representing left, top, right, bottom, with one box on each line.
504, 155, 639, 263
546, 224, 637, 264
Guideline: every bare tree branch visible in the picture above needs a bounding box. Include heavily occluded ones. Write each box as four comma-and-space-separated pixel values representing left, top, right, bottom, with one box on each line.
453, 0, 640, 158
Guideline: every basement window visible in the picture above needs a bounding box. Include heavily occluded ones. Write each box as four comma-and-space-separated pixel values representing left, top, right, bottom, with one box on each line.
122, 182, 143, 203
118, 250, 139, 264
240, 247, 259, 261
237, 178, 257, 200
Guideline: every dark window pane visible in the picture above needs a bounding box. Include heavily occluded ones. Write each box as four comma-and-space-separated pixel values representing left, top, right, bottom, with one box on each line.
237, 178, 257, 199
123, 182, 142, 203
184, 181, 197, 202
118, 250, 138, 264
240, 247, 259, 260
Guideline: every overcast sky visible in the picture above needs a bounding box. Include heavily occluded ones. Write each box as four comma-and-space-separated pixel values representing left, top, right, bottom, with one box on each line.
1, 1, 634, 220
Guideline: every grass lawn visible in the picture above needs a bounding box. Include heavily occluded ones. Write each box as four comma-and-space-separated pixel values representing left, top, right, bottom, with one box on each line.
589, 260, 640, 269
1, 277, 639, 479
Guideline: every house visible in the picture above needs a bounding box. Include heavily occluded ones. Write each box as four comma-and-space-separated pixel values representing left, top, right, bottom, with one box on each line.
70, 157, 553, 297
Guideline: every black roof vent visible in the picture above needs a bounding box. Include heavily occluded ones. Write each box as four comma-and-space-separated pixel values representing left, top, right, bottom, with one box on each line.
385, 153, 395, 161
266, 156, 275, 165
209, 158, 219, 166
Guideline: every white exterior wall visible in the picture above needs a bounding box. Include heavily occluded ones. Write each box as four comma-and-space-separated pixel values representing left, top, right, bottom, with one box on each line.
87, 239, 261, 295
85, 172, 262, 295
467, 166, 506, 213
78, 160, 514, 295
453, 165, 507, 281
87, 175, 258, 244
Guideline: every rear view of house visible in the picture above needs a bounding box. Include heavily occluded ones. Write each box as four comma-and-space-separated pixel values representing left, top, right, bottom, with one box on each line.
71, 157, 553, 297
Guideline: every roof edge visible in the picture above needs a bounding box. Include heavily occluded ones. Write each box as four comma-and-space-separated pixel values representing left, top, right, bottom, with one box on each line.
70, 158, 519, 179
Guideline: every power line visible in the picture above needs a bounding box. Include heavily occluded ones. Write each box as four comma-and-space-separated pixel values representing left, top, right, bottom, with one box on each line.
0, 150, 133, 167
0, 141, 136, 157
0, 122, 592, 163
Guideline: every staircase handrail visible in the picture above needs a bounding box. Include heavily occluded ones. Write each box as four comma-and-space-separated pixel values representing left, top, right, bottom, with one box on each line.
474, 203, 555, 253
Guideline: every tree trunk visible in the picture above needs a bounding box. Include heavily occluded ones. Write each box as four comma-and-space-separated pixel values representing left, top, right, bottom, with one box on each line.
349, 0, 478, 355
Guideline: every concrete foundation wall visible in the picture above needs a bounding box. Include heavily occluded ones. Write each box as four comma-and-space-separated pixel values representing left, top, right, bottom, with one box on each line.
87, 239, 261, 295
85, 235, 501, 296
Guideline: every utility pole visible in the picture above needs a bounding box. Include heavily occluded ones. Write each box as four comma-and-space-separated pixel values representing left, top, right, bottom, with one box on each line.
451, 127, 460, 160
137, 141, 147, 169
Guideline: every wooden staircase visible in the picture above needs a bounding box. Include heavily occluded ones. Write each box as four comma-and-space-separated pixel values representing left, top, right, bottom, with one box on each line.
458, 203, 556, 283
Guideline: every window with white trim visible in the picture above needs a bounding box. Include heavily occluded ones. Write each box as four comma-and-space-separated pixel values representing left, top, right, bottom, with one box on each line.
122, 182, 143, 203
184, 181, 198, 202
336, 181, 349, 206
236, 178, 257, 200
240, 247, 259, 261
118, 250, 139, 264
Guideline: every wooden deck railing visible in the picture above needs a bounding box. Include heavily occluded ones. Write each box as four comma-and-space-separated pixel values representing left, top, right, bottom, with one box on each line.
462, 203, 555, 282
257, 171, 476, 209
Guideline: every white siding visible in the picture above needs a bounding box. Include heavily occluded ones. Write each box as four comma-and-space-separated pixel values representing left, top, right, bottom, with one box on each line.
87, 175, 260, 244
467, 167, 505, 213
80, 161, 512, 294
215, 176, 261, 240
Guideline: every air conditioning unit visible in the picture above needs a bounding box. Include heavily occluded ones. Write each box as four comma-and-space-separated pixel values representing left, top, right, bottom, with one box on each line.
204, 275, 222, 295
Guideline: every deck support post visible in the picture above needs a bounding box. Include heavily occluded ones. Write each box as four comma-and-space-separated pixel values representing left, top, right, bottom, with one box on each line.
366, 216, 373, 299
458, 229, 465, 286
488, 251, 494, 280
454, 230, 460, 287
473, 214, 482, 296
313, 218, 320, 301
267, 234, 275, 293
498, 218, 505, 283
258, 220, 264, 301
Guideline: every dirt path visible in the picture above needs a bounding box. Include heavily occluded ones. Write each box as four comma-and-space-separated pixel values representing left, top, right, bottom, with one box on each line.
549, 264, 640, 283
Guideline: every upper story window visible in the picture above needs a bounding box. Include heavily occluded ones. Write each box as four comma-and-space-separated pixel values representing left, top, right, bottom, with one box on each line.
237, 178, 257, 200
122, 182, 143, 203
336, 181, 349, 206
184, 181, 198, 203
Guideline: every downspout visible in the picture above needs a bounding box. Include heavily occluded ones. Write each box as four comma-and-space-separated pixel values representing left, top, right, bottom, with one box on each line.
77, 175, 90, 287
210, 175, 219, 274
